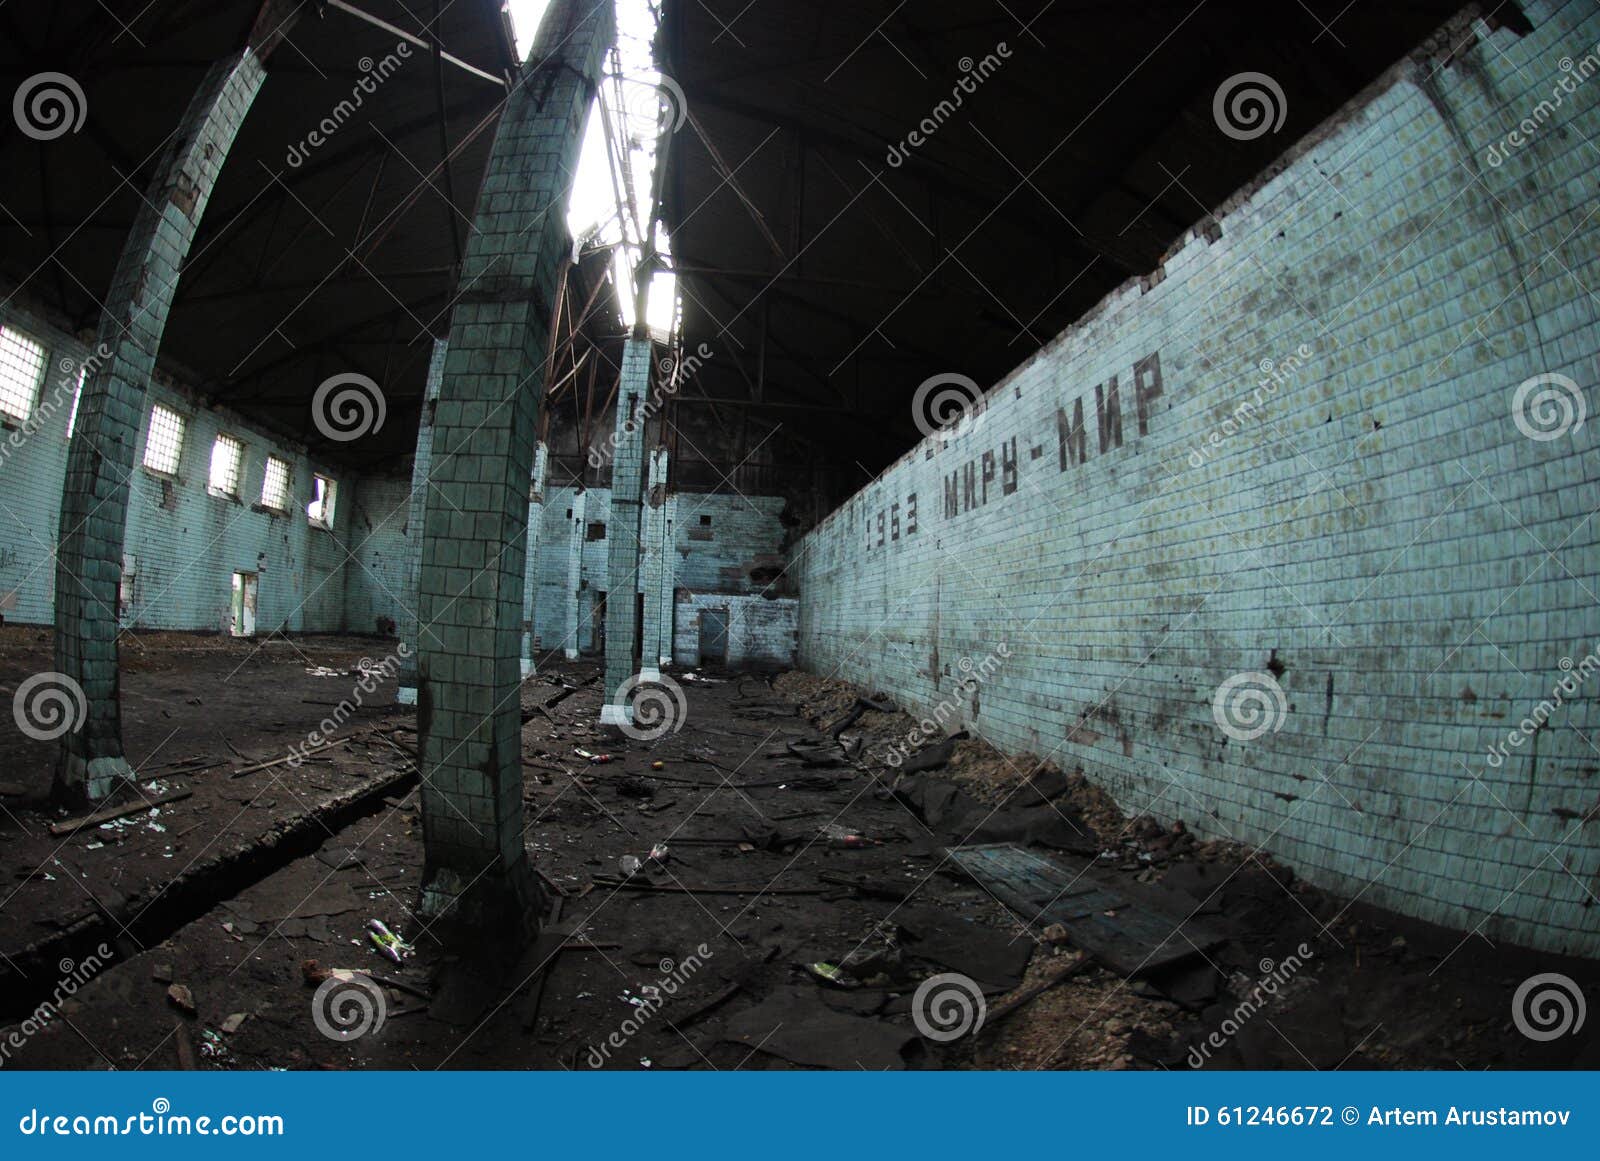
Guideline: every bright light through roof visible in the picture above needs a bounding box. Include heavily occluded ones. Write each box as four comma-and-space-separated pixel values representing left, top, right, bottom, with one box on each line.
503, 0, 678, 339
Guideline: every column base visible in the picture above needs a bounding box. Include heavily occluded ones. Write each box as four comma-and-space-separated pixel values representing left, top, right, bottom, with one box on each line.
54, 752, 138, 805
563, 647, 579, 660
396, 685, 418, 707
638, 666, 661, 683
418, 857, 545, 961
599, 702, 631, 728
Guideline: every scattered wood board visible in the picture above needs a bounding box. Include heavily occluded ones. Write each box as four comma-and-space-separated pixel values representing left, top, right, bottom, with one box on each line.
50, 787, 193, 836
945, 842, 1225, 976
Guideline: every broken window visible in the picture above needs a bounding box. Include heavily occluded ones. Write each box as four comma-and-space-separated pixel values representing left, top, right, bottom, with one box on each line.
208, 433, 244, 497
307, 473, 337, 529
586, 521, 606, 541
64, 368, 85, 439
142, 403, 185, 475
0, 325, 48, 424
260, 455, 291, 512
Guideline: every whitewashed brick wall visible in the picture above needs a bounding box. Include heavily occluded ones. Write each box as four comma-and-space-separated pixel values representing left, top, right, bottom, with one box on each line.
793, 1, 1600, 956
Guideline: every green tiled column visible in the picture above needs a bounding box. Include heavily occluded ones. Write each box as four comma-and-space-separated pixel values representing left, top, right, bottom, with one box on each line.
639, 445, 670, 678
397, 340, 447, 706
415, 0, 613, 930
52, 51, 268, 803
522, 442, 549, 677
600, 337, 651, 725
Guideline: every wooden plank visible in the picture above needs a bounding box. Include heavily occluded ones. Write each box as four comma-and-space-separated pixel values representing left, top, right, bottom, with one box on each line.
946, 842, 1225, 976
49, 787, 193, 836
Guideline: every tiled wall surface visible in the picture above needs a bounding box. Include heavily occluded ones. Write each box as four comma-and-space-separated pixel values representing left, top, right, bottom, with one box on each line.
793, 3, 1600, 956
0, 300, 371, 636
531, 485, 792, 663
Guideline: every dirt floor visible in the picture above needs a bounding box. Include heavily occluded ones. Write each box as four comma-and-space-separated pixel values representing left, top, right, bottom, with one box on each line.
1, 631, 1595, 1070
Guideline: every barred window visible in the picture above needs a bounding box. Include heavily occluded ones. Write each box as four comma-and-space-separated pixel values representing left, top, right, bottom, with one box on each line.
260, 455, 291, 511
0, 326, 48, 424
142, 404, 185, 475
209, 433, 244, 496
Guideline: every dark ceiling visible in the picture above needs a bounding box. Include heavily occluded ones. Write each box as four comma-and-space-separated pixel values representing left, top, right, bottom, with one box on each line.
2, 0, 1481, 494
658, 0, 1475, 501
0, 0, 520, 470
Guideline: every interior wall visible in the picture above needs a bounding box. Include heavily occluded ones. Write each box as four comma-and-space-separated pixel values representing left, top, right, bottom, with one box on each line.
530, 485, 792, 660
0, 298, 376, 636
792, 1, 1600, 957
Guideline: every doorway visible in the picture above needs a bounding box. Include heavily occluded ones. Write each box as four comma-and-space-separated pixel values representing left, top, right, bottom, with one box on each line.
231, 571, 258, 637
698, 606, 728, 666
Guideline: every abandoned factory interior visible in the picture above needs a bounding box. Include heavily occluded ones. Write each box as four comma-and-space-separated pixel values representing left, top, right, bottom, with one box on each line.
1, 0, 1598, 1075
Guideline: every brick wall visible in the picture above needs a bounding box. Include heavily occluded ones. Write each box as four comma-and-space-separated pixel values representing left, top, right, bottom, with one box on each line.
530, 485, 791, 659
0, 297, 391, 636
793, 1, 1600, 956
674, 593, 798, 670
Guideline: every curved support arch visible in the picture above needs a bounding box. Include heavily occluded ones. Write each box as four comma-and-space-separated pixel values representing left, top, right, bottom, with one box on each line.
52, 49, 270, 802
414, 0, 615, 934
